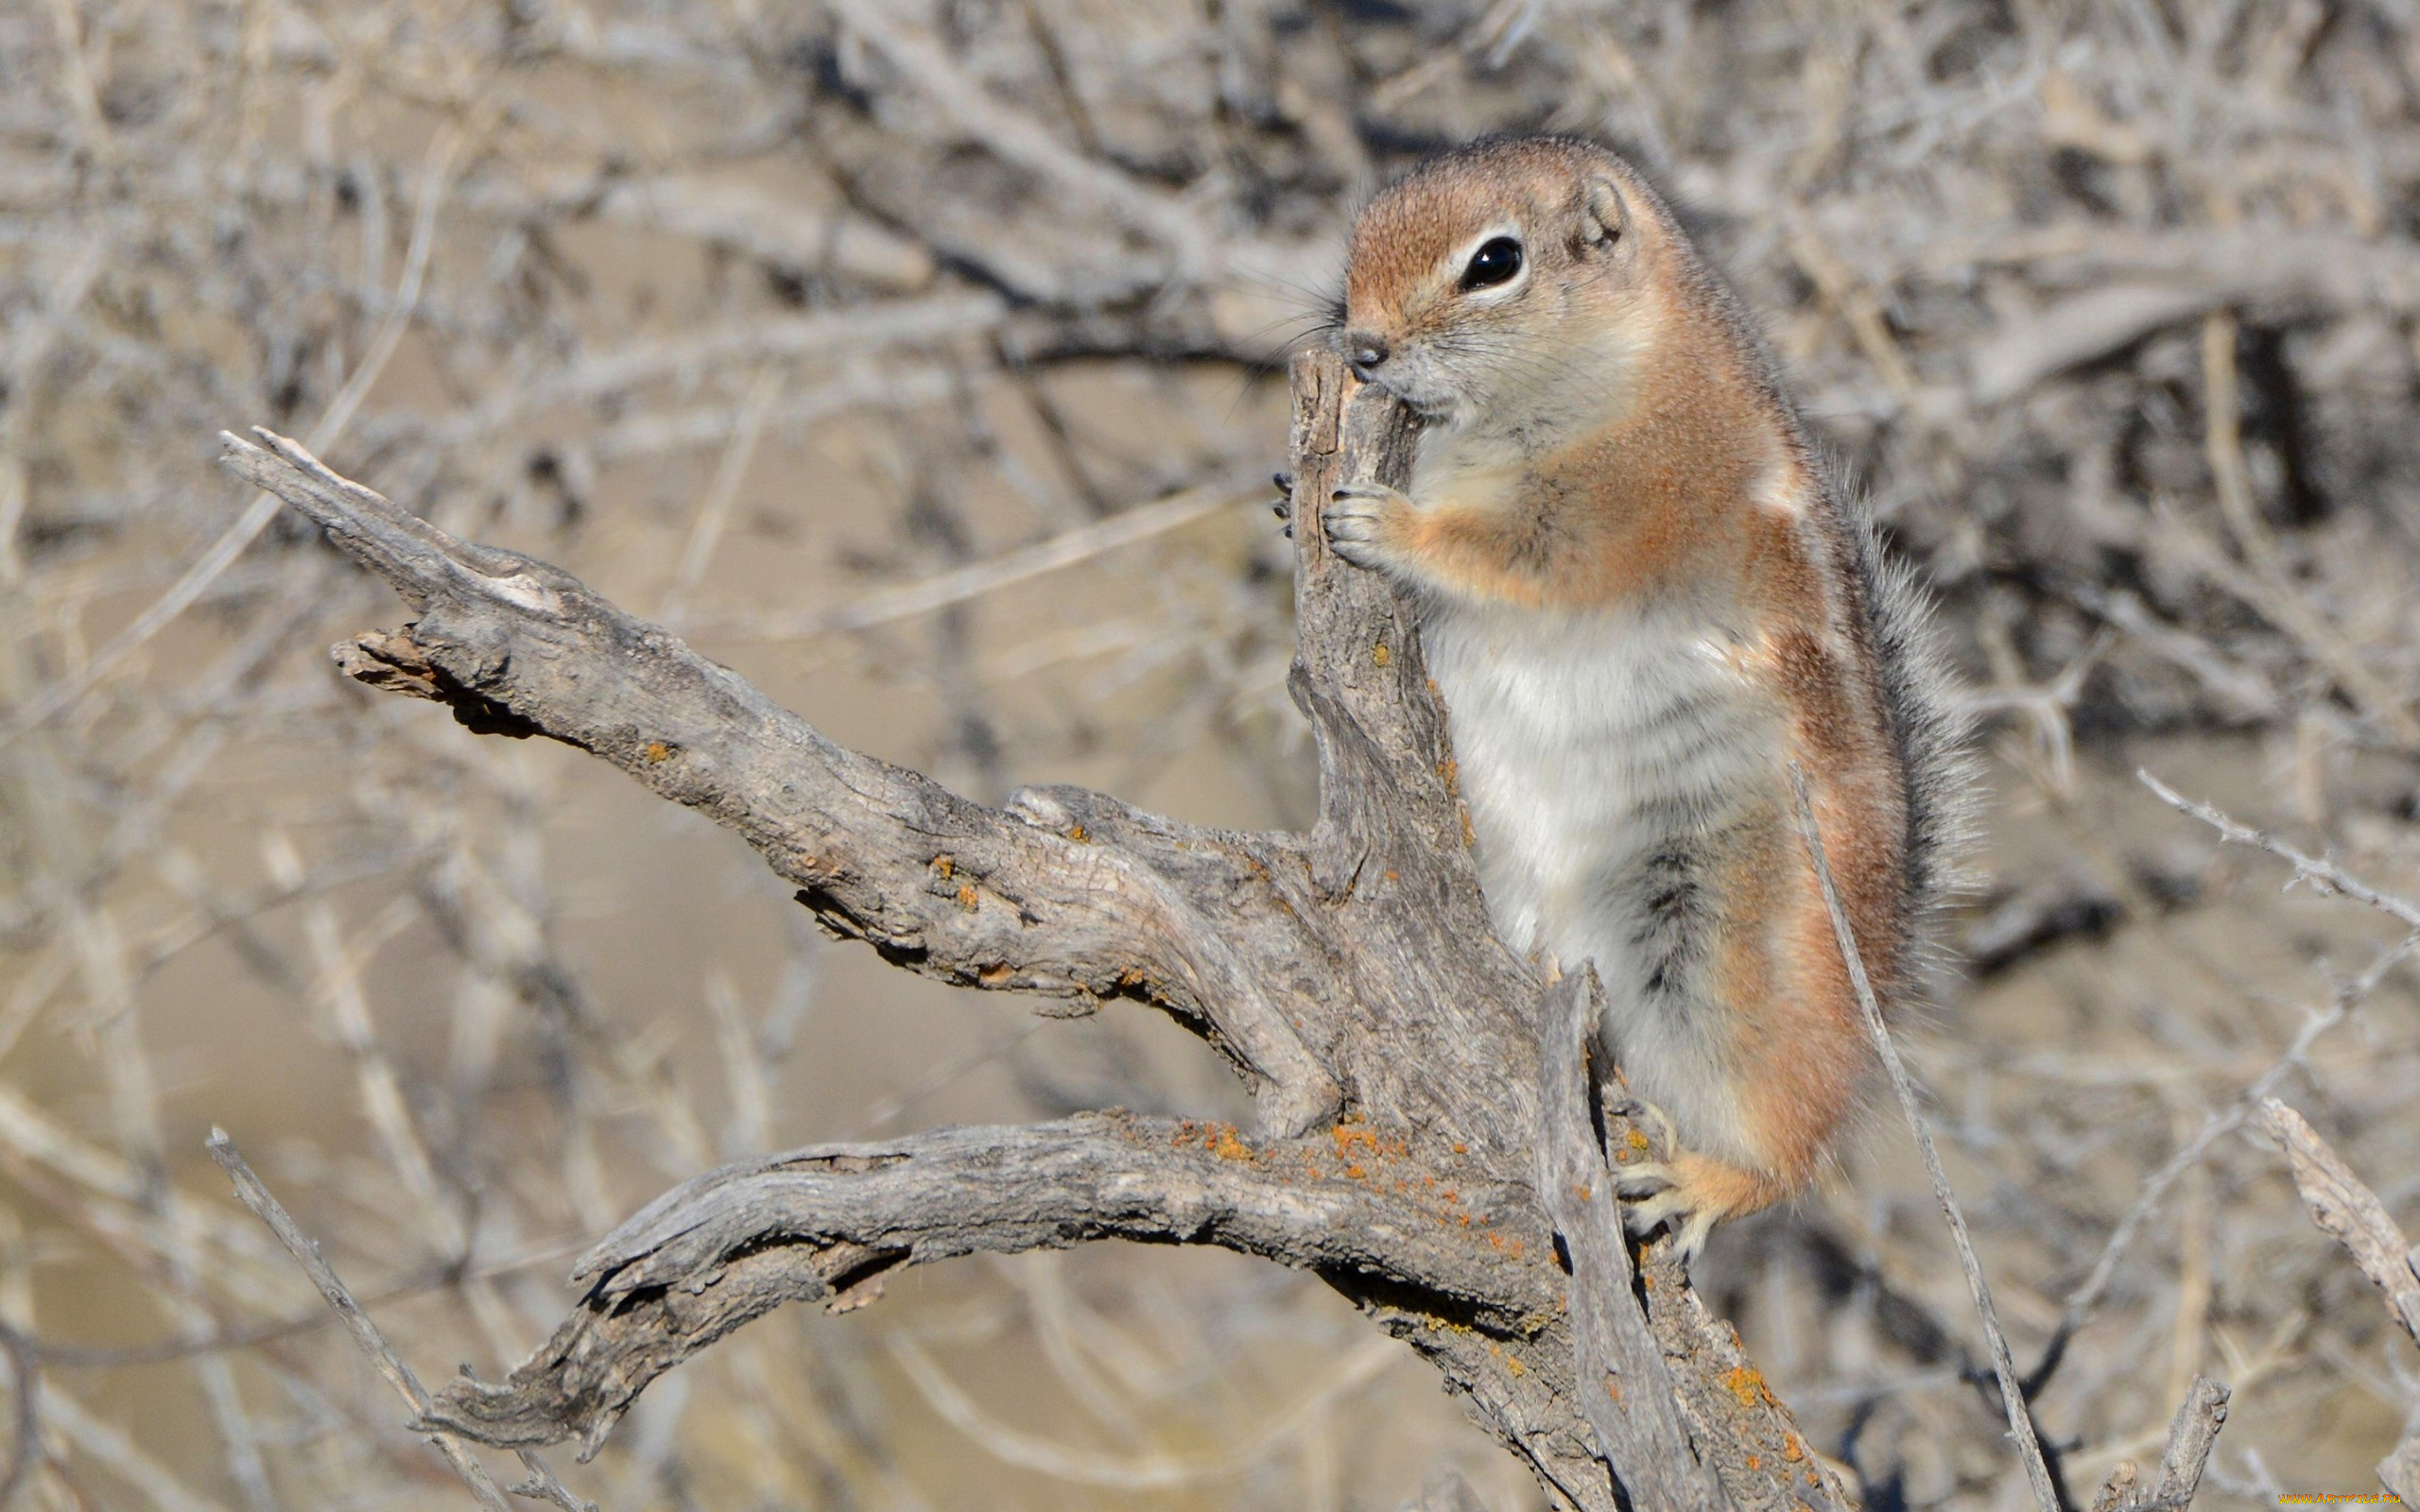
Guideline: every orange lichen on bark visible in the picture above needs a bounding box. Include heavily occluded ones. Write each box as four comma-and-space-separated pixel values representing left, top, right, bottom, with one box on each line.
1721, 1366, 1773, 1410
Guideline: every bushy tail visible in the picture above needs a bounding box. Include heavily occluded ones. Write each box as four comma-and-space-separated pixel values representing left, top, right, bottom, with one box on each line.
1833, 467, 1983, 959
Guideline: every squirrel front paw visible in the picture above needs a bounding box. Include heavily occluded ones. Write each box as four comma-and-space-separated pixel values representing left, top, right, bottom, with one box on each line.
1322, 481, 1416, 571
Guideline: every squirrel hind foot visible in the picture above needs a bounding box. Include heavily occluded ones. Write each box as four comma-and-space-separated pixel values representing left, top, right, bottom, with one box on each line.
1603, 1090, 1679, 1155
1616, 1149, 1790, 1262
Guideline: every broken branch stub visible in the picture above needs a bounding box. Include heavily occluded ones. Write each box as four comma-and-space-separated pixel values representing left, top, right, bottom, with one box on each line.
2257, 1098, 2420, 1505
219, 351, 1847, 1510
2257, 1097, 2420, 1345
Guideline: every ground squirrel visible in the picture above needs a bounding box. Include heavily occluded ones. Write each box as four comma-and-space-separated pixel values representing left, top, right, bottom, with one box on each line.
1315, 135, 1970, 1256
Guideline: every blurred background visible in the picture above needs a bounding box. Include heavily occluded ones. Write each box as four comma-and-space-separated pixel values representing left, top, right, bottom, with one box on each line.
4, 1, 2420, 1507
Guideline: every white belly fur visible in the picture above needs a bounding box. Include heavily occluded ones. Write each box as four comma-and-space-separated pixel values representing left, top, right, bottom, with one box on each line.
1424, 600, 1787, 1168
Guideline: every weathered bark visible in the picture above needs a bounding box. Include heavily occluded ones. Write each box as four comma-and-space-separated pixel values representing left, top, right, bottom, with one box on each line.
1536, 975, 1724, 1510
421, 1113, 1552, 1455
217, 351, 1853, 1511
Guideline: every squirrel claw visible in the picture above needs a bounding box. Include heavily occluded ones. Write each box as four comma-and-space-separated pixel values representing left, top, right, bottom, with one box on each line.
1617, 1159, 1717, 1259
1613, 1140, 1772, 1262
1623, 1185, 1718, 1260
1607, 1097, 1712, 1256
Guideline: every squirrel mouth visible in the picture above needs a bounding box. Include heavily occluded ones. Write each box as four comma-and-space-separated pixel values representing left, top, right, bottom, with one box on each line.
1364, 374, 1461, 424
1345, 358, 1464, 426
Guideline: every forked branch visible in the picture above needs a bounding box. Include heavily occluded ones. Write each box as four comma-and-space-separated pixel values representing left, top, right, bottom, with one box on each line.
218, 352, 1855, 1512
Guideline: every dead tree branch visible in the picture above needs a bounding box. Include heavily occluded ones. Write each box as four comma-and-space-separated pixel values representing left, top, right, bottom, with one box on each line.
2256, 1100, 2420, 1346
2146, 1377, 2230, 1512
216, 424, 1342, 1138
420, 1112, 1549, 1454
217, 351, 1854, 1510
2255, 1100, 2420, 1503
2088, 1379, 2230, 1512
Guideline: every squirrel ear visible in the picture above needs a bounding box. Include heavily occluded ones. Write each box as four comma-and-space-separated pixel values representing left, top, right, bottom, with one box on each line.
1582, 176, 1628, 248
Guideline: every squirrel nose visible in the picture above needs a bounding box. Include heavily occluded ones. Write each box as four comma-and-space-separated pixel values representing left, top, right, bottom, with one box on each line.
1344, 333, 1391, 378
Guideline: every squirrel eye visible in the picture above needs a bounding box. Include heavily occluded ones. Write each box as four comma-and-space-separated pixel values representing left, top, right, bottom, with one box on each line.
1460, 236, 1523, 291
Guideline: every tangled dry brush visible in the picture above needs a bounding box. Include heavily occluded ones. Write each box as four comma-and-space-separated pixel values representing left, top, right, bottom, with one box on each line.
5, 1, 2420, 1508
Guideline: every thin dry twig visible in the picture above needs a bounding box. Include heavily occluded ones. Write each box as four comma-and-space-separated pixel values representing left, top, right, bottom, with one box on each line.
14, 1234, 584, 1369
2029, 945, 2395, 1392
204, 1129, 593, 1512
659, 363, 783, 629
708, 471, 1266, 642
2140, 769, 2420, 931
886, 1329, 1400, 1489
39, 1382, 233, 1512
1790, 765, 2059, 1512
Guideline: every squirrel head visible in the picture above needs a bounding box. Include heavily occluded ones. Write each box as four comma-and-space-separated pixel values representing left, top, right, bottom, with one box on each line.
1338, 137, 1669, 444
